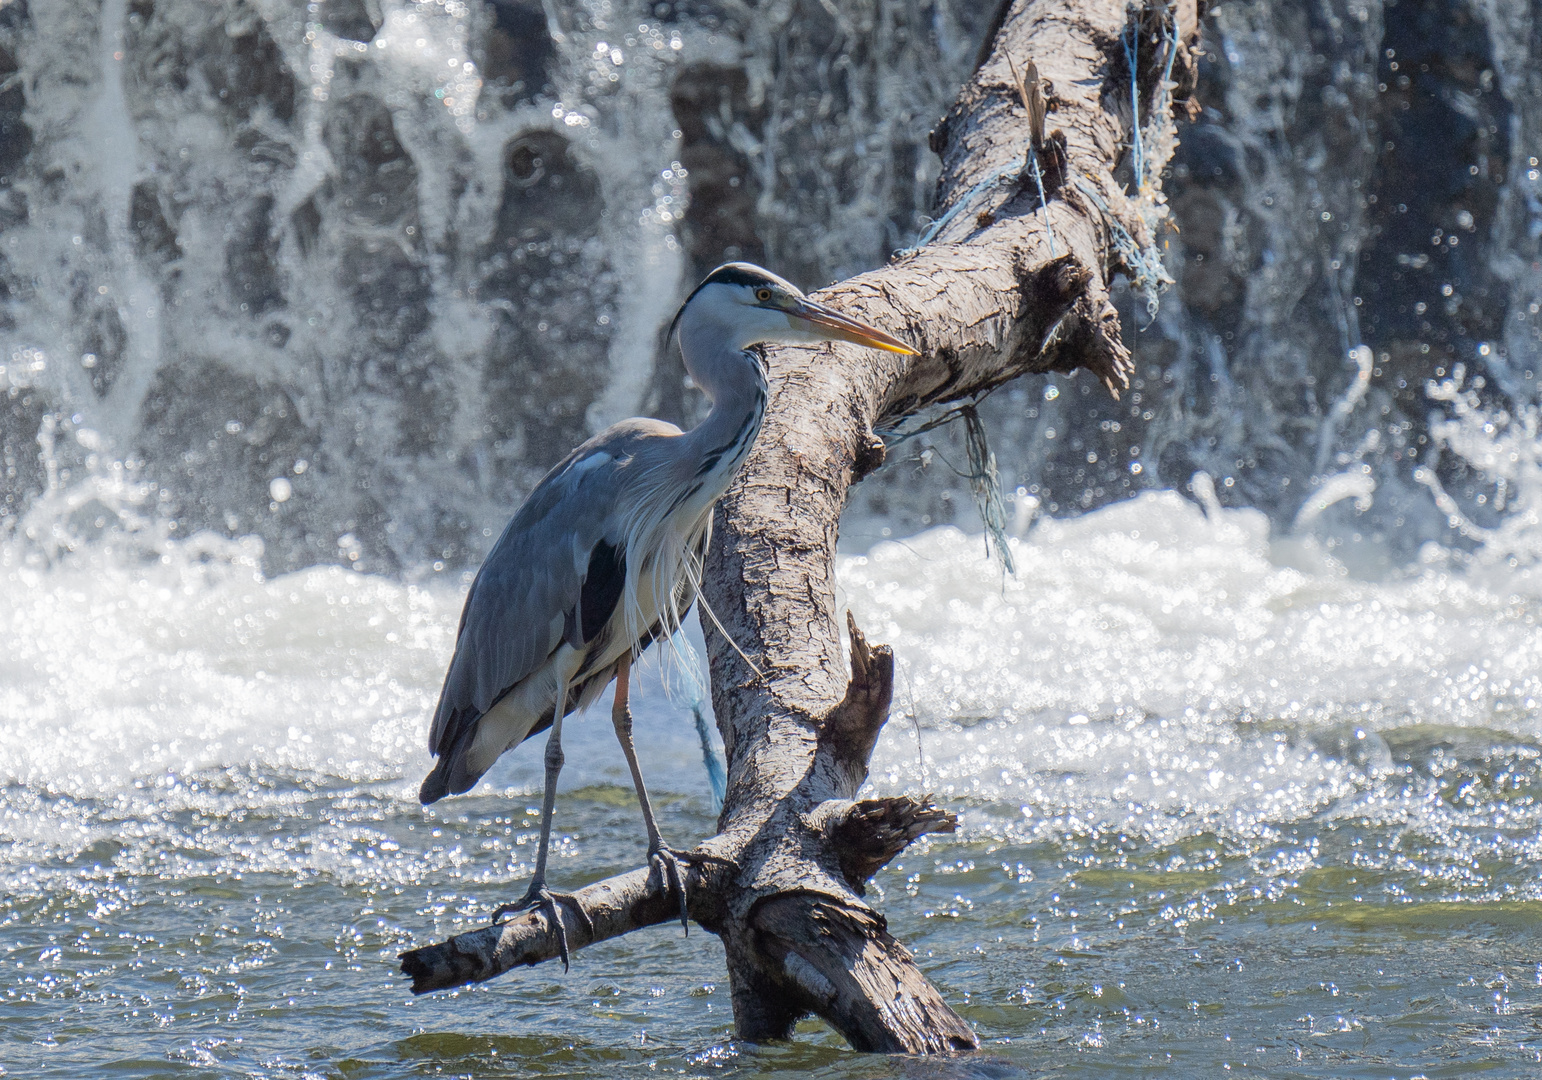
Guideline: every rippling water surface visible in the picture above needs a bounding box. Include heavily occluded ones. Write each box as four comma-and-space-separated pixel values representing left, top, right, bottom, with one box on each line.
4, 492, 1542, 1077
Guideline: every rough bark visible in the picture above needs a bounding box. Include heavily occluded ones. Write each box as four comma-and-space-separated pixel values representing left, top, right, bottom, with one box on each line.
400, 0, 1202, 1053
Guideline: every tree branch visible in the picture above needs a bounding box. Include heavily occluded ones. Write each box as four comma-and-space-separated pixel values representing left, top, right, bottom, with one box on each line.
399, 793, 955, 993
400, 865, 705, 994
400, 0, 1203, 1052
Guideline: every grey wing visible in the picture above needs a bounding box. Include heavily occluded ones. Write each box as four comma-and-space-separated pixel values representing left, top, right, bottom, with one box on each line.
424, 420, 676, 764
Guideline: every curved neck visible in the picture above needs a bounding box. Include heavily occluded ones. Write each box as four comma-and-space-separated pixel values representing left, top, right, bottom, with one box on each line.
674, 329, 770, 503
678, 321, 769, 445
678, 312, 768, 405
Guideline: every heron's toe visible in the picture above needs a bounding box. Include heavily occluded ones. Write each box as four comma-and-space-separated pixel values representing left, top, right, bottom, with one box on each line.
489, 884, 592, 971
648, 846, 690, 934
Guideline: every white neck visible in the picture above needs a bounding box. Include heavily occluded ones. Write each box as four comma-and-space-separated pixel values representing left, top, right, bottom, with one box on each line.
673, 309, 770, 509
676, 292, 777, 405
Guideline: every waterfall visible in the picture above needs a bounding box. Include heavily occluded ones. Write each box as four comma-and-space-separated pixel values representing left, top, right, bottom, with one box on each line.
2, 0, 1540, 574
2, 0, 707, 573
945, 0, 1542, 571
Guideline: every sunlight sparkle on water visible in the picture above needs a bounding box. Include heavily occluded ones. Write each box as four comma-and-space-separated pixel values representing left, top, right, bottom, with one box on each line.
3, 492, 1542, 1076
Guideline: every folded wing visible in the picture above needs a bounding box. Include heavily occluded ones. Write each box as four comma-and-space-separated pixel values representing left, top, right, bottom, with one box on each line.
421, 421, 678, 801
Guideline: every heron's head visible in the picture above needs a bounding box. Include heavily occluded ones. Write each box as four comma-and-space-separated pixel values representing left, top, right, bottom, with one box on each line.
671, 262, 919, 357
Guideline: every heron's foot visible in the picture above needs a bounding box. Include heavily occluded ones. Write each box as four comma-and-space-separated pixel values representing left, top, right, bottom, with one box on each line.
490, 882, 596, 972
647, 845, 692, 934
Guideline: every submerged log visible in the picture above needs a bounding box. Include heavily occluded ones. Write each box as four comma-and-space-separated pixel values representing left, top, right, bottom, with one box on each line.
401, 0, 1202, 1053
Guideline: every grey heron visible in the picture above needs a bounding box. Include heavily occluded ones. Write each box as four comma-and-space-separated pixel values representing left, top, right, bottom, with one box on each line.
418, 262, 918, 967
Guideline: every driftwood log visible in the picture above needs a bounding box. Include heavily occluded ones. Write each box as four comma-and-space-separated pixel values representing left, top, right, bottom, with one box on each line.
400, 0, 1203, 1053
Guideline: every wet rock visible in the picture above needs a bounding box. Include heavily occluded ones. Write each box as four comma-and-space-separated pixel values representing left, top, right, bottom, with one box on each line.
0, 387, 49, 530
481, 130, 615, 495
2, 0, 1539, 574
198, 5, 296, 125
671, 62, 764, 276
323, 95, 420, 228
0, 42, 31, 184
481, 1, 555, 105
225, 194, 283, 316
130, 180, 181, 267
319, 0, 379, 43
137, 360, 332, 572
1359, 0, 1512, 391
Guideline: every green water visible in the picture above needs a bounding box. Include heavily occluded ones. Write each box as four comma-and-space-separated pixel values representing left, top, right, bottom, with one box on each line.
5, 507, 1542, 1076
5, 775, 1541, 1079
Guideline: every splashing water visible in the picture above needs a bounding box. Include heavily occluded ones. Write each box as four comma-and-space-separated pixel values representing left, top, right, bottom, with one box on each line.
0, 0, 713, 573
1416, 364, 1542, 568
0, 0, 993, 577
6, 464, 1542, 1073
847, 497, 1541, 859
4, 1, 1542, 1074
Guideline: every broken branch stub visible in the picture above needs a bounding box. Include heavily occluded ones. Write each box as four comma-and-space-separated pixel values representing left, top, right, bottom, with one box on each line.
399, 0, 1202, 1053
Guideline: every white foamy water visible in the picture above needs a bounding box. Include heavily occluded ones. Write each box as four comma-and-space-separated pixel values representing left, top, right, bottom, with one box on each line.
4, 492, 1542, 1077
0, 551, 442, 796
0, 535, 722, 889
841, 493, 1542, 878
5, 490, 1539, 855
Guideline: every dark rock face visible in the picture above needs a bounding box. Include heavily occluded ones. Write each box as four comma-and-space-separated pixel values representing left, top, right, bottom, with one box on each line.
1119, 0, 1387, 522
2, 0, 1539, 572
656, 1, 995, 428
672, 1, 997, 290
481, 0, 555, 104
319, 0, 379, 44
0, 0, 646, 573
323, 95, 420, 228
1359, 0, 1513, 379
198, 7, 298, 124
0, 41, 31, 185
670, 62, 764, 278
654, 0, 1542, 557
139, 360, 328, 564
947, 0, 1541, 560
481, 129, 614, 489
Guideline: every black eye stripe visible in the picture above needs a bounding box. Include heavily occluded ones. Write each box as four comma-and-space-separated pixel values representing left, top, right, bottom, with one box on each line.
668, 262, 804, 344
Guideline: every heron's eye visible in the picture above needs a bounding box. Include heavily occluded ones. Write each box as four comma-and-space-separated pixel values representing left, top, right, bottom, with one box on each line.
755, 288, 773, 302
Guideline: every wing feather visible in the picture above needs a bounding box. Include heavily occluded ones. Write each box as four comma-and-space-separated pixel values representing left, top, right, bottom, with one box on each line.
425, 419, 679, 761
566, 538, 627, 646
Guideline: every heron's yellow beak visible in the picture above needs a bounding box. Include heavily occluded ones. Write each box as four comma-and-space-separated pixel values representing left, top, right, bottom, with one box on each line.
788, 297, 920, 355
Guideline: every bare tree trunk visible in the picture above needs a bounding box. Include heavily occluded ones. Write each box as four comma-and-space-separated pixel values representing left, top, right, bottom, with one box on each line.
400, 0, 1203, 1053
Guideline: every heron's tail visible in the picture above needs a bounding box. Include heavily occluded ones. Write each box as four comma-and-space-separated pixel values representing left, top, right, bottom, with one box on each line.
418, 759, 452, 805
693, 705, 727, 813
418, 723, 485, 805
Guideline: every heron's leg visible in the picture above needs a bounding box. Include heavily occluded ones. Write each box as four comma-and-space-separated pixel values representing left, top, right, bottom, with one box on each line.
529, 680, 566, 889
488, 674, 594, 971
610, 655, 689, 933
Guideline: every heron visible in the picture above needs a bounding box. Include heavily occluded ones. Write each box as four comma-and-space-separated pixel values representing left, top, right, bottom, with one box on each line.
417, 262, 918, 967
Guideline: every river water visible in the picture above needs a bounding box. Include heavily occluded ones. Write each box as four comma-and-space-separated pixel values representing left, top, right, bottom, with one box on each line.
4, 1, 1542, 1073
4, 488, 1541, 1077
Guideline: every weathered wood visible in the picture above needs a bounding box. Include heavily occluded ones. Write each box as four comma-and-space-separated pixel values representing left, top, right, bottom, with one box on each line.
399, 864, 707, 995
400, 0, 1202, 1052
834, 795, 957, 892
749, 895, 976, 1053
398, 788, 955, 993
695, 0, 1199, 1052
